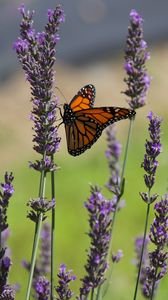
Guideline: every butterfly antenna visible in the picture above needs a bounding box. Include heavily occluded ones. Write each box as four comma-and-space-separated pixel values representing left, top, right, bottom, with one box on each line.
55, 86, 67, 103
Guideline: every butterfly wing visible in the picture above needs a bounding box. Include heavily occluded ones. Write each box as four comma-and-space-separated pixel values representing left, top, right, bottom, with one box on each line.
69, 84, 96, 112
65, 107, 135, 156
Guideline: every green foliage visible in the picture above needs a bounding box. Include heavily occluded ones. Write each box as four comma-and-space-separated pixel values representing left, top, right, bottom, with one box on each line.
5, 120, 168, 299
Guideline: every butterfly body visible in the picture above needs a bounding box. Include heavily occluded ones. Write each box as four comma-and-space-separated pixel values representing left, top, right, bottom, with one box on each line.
63, 104, 76, 125
62, 84, 136, 156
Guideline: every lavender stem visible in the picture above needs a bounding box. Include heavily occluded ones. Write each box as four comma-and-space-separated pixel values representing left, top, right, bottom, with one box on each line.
133, 198, 151, 300
150, 266, 158, 300
50, 154, 55, 300
25, 212, 43, 300
96, 285, 102, 300
26, 164, 47, 300
90, 288, 94, 300
120, 118, 133, 183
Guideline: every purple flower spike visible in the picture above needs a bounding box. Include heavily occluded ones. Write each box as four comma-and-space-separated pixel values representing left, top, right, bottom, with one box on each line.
0, 173, 14, 232
38, 223, 51, 275
134, 236, 149, 287
79, 186, 113, 298
141, 112, 162, 194
14, 5, 64, 171
105, 125, 121, 197
124, 9, 150, 109
55, 264, 76, 300
35, 276, 50, 300
0, 256, 14, 297
141, 196, 168, 298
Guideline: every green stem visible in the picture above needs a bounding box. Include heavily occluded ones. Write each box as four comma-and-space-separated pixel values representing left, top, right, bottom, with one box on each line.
50, 154, 55, 300
133, 200, 151, 300
25, 159, 47, 300
150, 264, 158, 300
90, 288, 95, 300
110, 118, 133, 254
25, 213, 43, 300
96, 285, 102, 300
121, 118, 133, 183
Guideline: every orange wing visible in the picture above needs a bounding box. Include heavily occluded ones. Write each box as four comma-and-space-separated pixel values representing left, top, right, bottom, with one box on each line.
69, 84, 96, 112
65, 107, 135, 156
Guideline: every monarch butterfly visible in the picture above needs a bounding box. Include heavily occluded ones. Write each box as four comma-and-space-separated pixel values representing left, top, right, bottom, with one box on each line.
61, 84, 136, 156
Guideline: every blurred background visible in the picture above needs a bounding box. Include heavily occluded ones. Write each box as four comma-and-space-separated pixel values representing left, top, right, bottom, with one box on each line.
0, 0, 168, 299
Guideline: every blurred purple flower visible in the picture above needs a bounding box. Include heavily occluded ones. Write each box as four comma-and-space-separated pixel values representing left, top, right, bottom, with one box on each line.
79, 186, 113, 298
112, 249, 123, 263
55, 264, 76, 300
124, 9, 150, 109
105, 125, 121, 197
37, 223, 51, 275
134, 236, 149, 292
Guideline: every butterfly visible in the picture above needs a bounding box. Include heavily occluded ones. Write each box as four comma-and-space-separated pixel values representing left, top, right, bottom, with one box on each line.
61, 84, 136, 156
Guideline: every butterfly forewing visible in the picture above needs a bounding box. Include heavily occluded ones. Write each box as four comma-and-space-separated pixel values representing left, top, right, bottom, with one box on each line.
76, 107, 135, 128
69, 84, 96, 112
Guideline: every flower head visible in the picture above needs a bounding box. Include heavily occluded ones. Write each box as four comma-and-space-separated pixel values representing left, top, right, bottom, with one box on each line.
27, 198, 55, 222
79, 186, 113, 298
55, 264, 76, 300
124, 9, 150, 109
141, 196, 168, 298
141, 112, 162, 193
34, 276, 50, 300
0, 173, 14, 232
14, 5, 64, 171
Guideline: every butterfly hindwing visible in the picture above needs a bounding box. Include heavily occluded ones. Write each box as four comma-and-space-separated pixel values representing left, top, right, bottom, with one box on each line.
69, 84, 96, 112
63, 85, 136, 156
65, 107, 135, 156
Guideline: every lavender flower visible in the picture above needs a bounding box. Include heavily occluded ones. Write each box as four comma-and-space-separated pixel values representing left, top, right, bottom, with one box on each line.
105, 125, 121, 197
112, 249, 123, 263
134, 112, 162, 299
55, 264, 76, 300
79, 186, 113, 298
0, 256, 15, 299
27, 198, 55, 222
124, 9, 150, 109
1, 229, 10, 248
141, 112, 162, 197
142, 196, 168, 298
0, 173, 14, 232
34, 276, 50, 300
0, 285, 15, 300
13, 4, 64, 172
